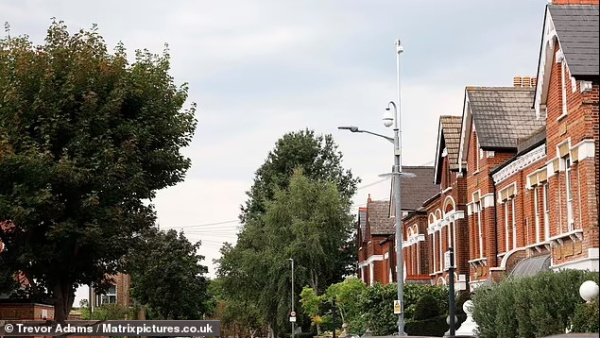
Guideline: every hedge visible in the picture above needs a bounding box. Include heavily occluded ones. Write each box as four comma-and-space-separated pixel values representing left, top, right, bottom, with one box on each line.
472, 269, 599, 338
405, 315, 447, 336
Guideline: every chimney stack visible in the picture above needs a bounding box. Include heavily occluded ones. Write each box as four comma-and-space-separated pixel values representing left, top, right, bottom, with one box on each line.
513, 76, 537, 88
549, 0, 599, 5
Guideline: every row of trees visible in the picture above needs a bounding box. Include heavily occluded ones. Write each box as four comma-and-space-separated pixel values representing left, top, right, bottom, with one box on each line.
1, 20, 363, 328
215, 130, 360, 335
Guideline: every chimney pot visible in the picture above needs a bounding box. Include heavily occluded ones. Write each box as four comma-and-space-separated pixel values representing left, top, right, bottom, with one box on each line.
523, 76, 531, 87
514, 76, 522, 87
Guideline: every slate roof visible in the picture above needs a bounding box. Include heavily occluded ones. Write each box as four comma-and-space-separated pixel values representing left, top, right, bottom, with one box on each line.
389, 166, 440, 218
467, 87, 545, 150
368, 166, 440, 235
399, 166, 440, 210
440, 116, 463, 170
549, 5, 599, 77
367, 200, 394, 235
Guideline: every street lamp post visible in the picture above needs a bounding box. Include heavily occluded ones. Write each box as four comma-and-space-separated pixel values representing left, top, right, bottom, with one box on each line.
290, 258, 295, 338
383, 39, 406, 337
338, 39, 406, 336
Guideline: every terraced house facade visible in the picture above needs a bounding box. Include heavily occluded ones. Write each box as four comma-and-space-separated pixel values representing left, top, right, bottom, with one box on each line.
356, 0, 599, 291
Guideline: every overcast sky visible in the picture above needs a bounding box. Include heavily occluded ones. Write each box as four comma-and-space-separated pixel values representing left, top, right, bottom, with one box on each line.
2, 0, 546, 303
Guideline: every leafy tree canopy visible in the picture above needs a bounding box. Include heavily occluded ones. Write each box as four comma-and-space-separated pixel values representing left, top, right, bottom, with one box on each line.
218, 138, 359, 334
0, 20, 196, 321
126, 228, 209, 320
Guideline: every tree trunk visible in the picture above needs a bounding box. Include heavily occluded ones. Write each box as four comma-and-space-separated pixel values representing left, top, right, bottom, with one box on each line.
53, 279, 75, 323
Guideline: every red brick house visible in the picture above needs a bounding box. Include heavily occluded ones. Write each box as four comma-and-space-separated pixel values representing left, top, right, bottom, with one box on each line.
356, 0, 599, 293
457, 84, 546, 289
357, 166, 439, 285
529, 0, 599, 271
424, 116, 469, 290
401, 208, 430, 284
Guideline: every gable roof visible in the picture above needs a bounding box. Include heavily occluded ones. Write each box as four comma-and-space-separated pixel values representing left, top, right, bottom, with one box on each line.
462, 87, 545, 153
434, 116, 463, 184
390, 166, 440, 215
533, 4, 599, 115
367, 200, 394, 235
549, 5, 599, 77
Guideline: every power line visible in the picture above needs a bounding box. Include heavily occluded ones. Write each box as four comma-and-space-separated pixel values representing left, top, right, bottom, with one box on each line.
161, 158, 434, 230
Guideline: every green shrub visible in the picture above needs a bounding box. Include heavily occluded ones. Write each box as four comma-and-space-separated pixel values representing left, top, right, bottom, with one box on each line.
472, 270, 600, 338
405, 315, 447, 336
512, 277, 535, 338
571, 297, 599, 333
472, 285, 500, 338
494, 281, 518, 338
358, 282, 448, 336
413, 293, 440, 320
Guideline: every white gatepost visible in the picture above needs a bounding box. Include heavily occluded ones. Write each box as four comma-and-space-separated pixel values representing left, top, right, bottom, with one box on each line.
455, 300, 479, 336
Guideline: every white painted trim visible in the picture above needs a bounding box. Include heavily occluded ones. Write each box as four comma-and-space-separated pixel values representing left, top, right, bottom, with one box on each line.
403, 234, 425, 248
548, 229, 584, 246
497, 182, 518, 203
560, 57, 568, 117
492, 144, 546, 184
358, 254, 384, 268
469, 280, 486, 291
434, 118, 445, 184
556, 138, 572, 172
526, 167, 548, 189
551, 249, 599, 271
442, 186, 453, 194
482, 193, 494, 209
535, 7, 559, 118
383, 252, 389, 260
443, 195, 457, 212
572, 139, 595, 162
580, 81, 593, 92
458, 91, 471, 173
467, 203, 473, 216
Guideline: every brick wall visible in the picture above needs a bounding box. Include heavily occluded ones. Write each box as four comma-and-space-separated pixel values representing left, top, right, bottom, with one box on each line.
465, 127, 516, 283
0, 303, 54, 320
542, 38, 599, 269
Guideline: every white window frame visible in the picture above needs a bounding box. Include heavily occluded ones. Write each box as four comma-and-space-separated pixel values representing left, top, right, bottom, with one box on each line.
432, 233, 437, 272
369, 263, 374, 286
452, 221, 457, 266
439, 230, 444, 271
543, 183, 550, 240
416, 242, 421, 275
504, 201, 510, 252
561, 59, 568, 118
534, 186, 540, 243
565, 156, 574, 231
101, 285, 117, 305
512, 198, 517, 249
476, 201, 483, 258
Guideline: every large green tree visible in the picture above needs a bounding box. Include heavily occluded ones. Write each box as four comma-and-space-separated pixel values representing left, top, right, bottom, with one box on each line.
240, 129, 358, 224
127, 228, 209, 320
218, 138, 359, 335
0, 21, 196, 321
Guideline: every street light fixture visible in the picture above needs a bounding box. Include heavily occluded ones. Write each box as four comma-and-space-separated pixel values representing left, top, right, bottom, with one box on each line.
337, 126, 394, 144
